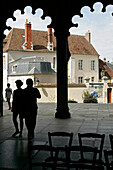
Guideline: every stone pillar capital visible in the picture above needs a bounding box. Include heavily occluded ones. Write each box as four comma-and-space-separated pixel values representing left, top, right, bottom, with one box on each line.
54, 28, 70, 38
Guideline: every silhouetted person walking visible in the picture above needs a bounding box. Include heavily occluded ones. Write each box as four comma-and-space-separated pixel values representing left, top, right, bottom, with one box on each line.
5, 83, 12, 110
24, 78, 41, 140
12, 80, 24, 137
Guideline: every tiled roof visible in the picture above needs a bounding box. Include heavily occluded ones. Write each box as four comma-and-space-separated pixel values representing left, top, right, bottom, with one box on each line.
106, 62, 113, 71
99, 59, 113, 78
3, 28, 99, 56
68, 35, 98, 55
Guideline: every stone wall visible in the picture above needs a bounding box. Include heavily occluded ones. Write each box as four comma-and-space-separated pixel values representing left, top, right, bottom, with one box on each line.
36, 84, 86, 103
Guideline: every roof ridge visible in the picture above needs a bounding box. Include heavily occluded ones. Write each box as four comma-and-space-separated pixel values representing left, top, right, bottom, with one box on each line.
70, 34, 84, 37
13, 27, 48, 33
12, 27, 24, 30
28, 66, 39, 74
8, 27, 86, 37
9, 57, 23, 64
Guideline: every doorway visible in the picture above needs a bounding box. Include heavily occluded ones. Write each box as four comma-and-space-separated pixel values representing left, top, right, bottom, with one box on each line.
107, 88, 112, 103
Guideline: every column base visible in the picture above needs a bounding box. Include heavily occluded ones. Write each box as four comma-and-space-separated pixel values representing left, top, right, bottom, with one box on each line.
55, 107, 71, 119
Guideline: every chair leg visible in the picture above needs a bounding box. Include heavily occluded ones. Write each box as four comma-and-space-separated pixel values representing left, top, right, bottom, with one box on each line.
42, 166, 45, 170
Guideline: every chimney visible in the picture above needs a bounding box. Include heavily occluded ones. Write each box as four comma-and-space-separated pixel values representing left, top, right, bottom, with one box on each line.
47, 28, 53, 51
104, 58, 106, 63
85, 30, 91, 43
23, 19, 33, 50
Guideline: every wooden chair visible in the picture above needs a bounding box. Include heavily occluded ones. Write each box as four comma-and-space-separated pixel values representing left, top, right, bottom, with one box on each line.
45, 132, 73, 169
29, 144, 58, 170
66, 145, 98, 169
78, 133, 105, 168
104, 150, 113, 170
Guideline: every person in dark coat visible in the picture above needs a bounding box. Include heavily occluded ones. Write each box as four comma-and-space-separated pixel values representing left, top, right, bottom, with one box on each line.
12, 80, 24, 137
24, 78, 41, 140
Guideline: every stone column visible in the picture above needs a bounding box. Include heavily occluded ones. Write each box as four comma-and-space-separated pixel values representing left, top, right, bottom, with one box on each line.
55, 30, 71, 119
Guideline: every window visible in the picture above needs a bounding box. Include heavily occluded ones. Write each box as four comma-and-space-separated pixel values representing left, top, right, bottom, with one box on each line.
91, 77, 94, 82
101, 70, 105, 77
78, 77, 83, 83
91, 60, 95, 70
78, 60, 83, 70
12, 64, 17, 72
53, 57, 56, 68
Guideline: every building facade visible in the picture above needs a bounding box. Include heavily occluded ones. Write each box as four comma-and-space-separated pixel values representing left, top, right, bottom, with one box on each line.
3, 20, 99, 101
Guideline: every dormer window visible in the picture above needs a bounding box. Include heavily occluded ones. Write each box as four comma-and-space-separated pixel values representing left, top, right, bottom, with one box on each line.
3, 38, 8, 48
22, 34, 25, 38
12, 64, 17, 73
3, 42, 7, 48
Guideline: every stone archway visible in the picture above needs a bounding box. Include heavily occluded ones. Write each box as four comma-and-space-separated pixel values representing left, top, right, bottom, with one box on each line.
0, 0, 112, 117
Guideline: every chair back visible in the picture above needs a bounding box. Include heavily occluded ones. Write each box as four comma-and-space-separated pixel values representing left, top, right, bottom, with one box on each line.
78, 133, 105, 161
48, 132, 73, 157
66, 145, 98, 169
104, 150, 113, 170
29, 144, 58, 170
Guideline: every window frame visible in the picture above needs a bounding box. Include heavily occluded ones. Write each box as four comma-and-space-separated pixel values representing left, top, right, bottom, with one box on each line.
53, 56, 56, 69
91, 77, 94, 82
12, 64, 17, 73
78, 76, 83, 84
78, 60, 83, 70
91, 60, 95, 70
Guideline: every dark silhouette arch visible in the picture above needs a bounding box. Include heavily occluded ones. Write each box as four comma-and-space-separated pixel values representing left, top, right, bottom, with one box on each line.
0, 0, 113, 117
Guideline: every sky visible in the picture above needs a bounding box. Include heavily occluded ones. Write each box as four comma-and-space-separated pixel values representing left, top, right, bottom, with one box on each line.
4, 2, 113, 62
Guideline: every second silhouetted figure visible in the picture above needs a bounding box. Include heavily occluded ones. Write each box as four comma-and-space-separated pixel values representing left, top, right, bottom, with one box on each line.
24, 78, 41, 140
